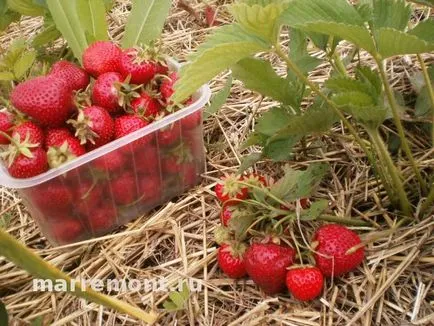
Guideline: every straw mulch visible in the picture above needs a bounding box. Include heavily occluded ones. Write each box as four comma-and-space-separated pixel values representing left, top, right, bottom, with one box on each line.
0, 1, 433, 325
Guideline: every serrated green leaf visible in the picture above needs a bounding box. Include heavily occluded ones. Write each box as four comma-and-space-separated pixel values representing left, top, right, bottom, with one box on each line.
408, 19, 434, 43
326, 77, 376, 99
375, 28, 434, 58
122, 0, 171, 48
238, 152, 263, 173
32, 24, 61, 46
204, 75, 232, 119
0, 301, 7, 326
355, 66, 382, 98
332, 91, 375, 107
7, 0, 45, 16
230, 2, 288, 42
232, 58, 298, 107
372, 0, 411, 31
340, 103, 388, 126
174, 24, 269, 103
46, 0, 88, 62
13, 50, 36, 79
0, 71, 15, 81
256, 106, 293, 136
76, 0, 108, 41
356, 2, 373, 21
300, 200, 329, 220
229, 211, 255, 240
415, 86, 433, 117
263, 137, 299, 161
241, 132, 268, 149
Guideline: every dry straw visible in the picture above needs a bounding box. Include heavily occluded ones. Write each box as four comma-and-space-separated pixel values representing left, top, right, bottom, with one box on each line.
0, 1, 433, 325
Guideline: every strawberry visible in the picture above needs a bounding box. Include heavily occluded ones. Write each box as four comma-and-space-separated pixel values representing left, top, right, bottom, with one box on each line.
45, 128, 86, 168
182, 163, 198, 187
0, 111, 14, 144
12, 121, 44, 147
161, 144, 192, 175
51, 218, 84, 244
156, 62, 169, 75
215, 174, 248, 205
7, 147, 48, 178
286, 266, 324, 301
221, 202, 234, 227
11, 76, 73, 127
160, 72, 177, 102
244, 173, 267, 189
68, 106, 114, 150
157, 122, 181, 147
312, 224, 365, 277
244, 242, 296, 295
130, 92, 161, 119
49, 60, 90, 92
74, 181, 103, 216
87, 204, 117, 234
218, 243, 247, 279
91, 72, 124, 114
119, 48, 159, 85
114, 115, 151, 141
93, 150, 125, 173
110, 172, 139, 205
82, 41, 122, 77
30, 180, 73, 215
181, 109, 201, 130
133, 146, 159, 175
138, 174, 161, 205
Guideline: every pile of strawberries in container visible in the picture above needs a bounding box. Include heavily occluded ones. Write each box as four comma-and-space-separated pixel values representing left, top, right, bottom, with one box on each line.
214, 174, 365, 301
0, 41, 204, 245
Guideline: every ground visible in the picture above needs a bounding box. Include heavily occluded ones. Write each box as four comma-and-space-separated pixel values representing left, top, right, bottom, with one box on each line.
0, 1, 433, 325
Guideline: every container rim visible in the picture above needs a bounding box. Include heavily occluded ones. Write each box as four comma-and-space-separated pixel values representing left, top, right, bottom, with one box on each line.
0, 58, 211, 189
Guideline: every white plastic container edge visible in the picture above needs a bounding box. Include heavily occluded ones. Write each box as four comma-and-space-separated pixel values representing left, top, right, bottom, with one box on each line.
0, 58, 212, 189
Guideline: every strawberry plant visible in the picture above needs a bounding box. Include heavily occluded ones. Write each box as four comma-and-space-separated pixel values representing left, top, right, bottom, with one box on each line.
174, 0, 434, 218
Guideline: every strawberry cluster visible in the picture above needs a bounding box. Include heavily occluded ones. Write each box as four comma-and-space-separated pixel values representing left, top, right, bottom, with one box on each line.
0, 41, 203, 245
0, 41, 198, 179
214, 174, 365, 301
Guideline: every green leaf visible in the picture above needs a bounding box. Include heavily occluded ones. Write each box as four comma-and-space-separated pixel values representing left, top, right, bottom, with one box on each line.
0, 71, 15, 81
238, 152, 263, 173
13, 50, 36, 79
326, 77, 376, 99
76, 0, 108, 41
0, 10, 21, 31
372, 0, 411, 31
46, 0, 88, 62
162, 301, 178, 311
300, 200, 329, 220
232, 57, 298, 107
263, 137, 299, 161
174, 24, 269, 103
270, 163, 328, 201
229, 211, 255, 240
203, 75, 232, 119
332, 91, 375, 107
408, 19, 434, 43
355, 66, 382, 98
122, 0, 171, 48
256, 106, 293, 136
229, 1, 288, 42
241, 131, 268, 148
163, 281, 190, 311
0, 301, 7, 326
32, 24, 61, 46
415, 86, 433, 117
7, 0, 45, 16
375, 28, 434, 58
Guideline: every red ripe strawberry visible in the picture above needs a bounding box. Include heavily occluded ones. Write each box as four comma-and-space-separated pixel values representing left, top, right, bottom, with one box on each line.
0, 112, 14, 144
119, 48, 158, 85
133, 146, 159, 175
110, 172, 138, 205
161, 144, 192, 175
215, 174, 248, 205
82, 41, 122, 77
92, 72, 124, 114
156, 62, 169, 75
244, 242, 296, 295
12, 121, 44, 147
286, 266, 324, 301
87, 204, 117, 234
313, 224, 365, 277
114, 115, 150, 140
138, 174, 161, 205
130, 92, 161, 119
182, 163, 198, 187
157, 122, 181, 147
181, 109, 201, 130
11, 76, 73, 127
221, 202, 234, 227
68, 106, 114, 150
45, 128, 86, 168
218, 243, 247, 279
7, 147, 48, 178
160, 72, 177, 102
51, 218, 84, 244
49, 60, 90, 92
93, 150, 125, 173
74, 181, 103, 216
30, 180, 73, 215
205, 5, 218, 27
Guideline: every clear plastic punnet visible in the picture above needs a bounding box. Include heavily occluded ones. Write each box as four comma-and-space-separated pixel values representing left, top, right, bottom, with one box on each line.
0, 59, 211, 246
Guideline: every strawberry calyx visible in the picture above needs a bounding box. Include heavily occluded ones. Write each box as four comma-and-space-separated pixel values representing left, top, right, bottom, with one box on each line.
0, 131, 39, 167
114, 76, 142, 109
47, 141, 79, 168
214, 225, 231, 245
67, 110, 99, 145
130, 43, 165, 66
222, 241, 248, 259
216, 174, 249, 202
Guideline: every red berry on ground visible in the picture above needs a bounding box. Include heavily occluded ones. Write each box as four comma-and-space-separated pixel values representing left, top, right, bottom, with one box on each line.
244, 242, 296, 295
82, 41, 122, 77
49, 60, 90, 92
286, 266, 324, 301
215, 174, 249, 204
218, 243, 247, 279
313, 224, 365, 277
0, 112, 14, 145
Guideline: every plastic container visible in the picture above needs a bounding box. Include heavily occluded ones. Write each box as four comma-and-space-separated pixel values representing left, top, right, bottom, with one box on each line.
0, 59, 211, 246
